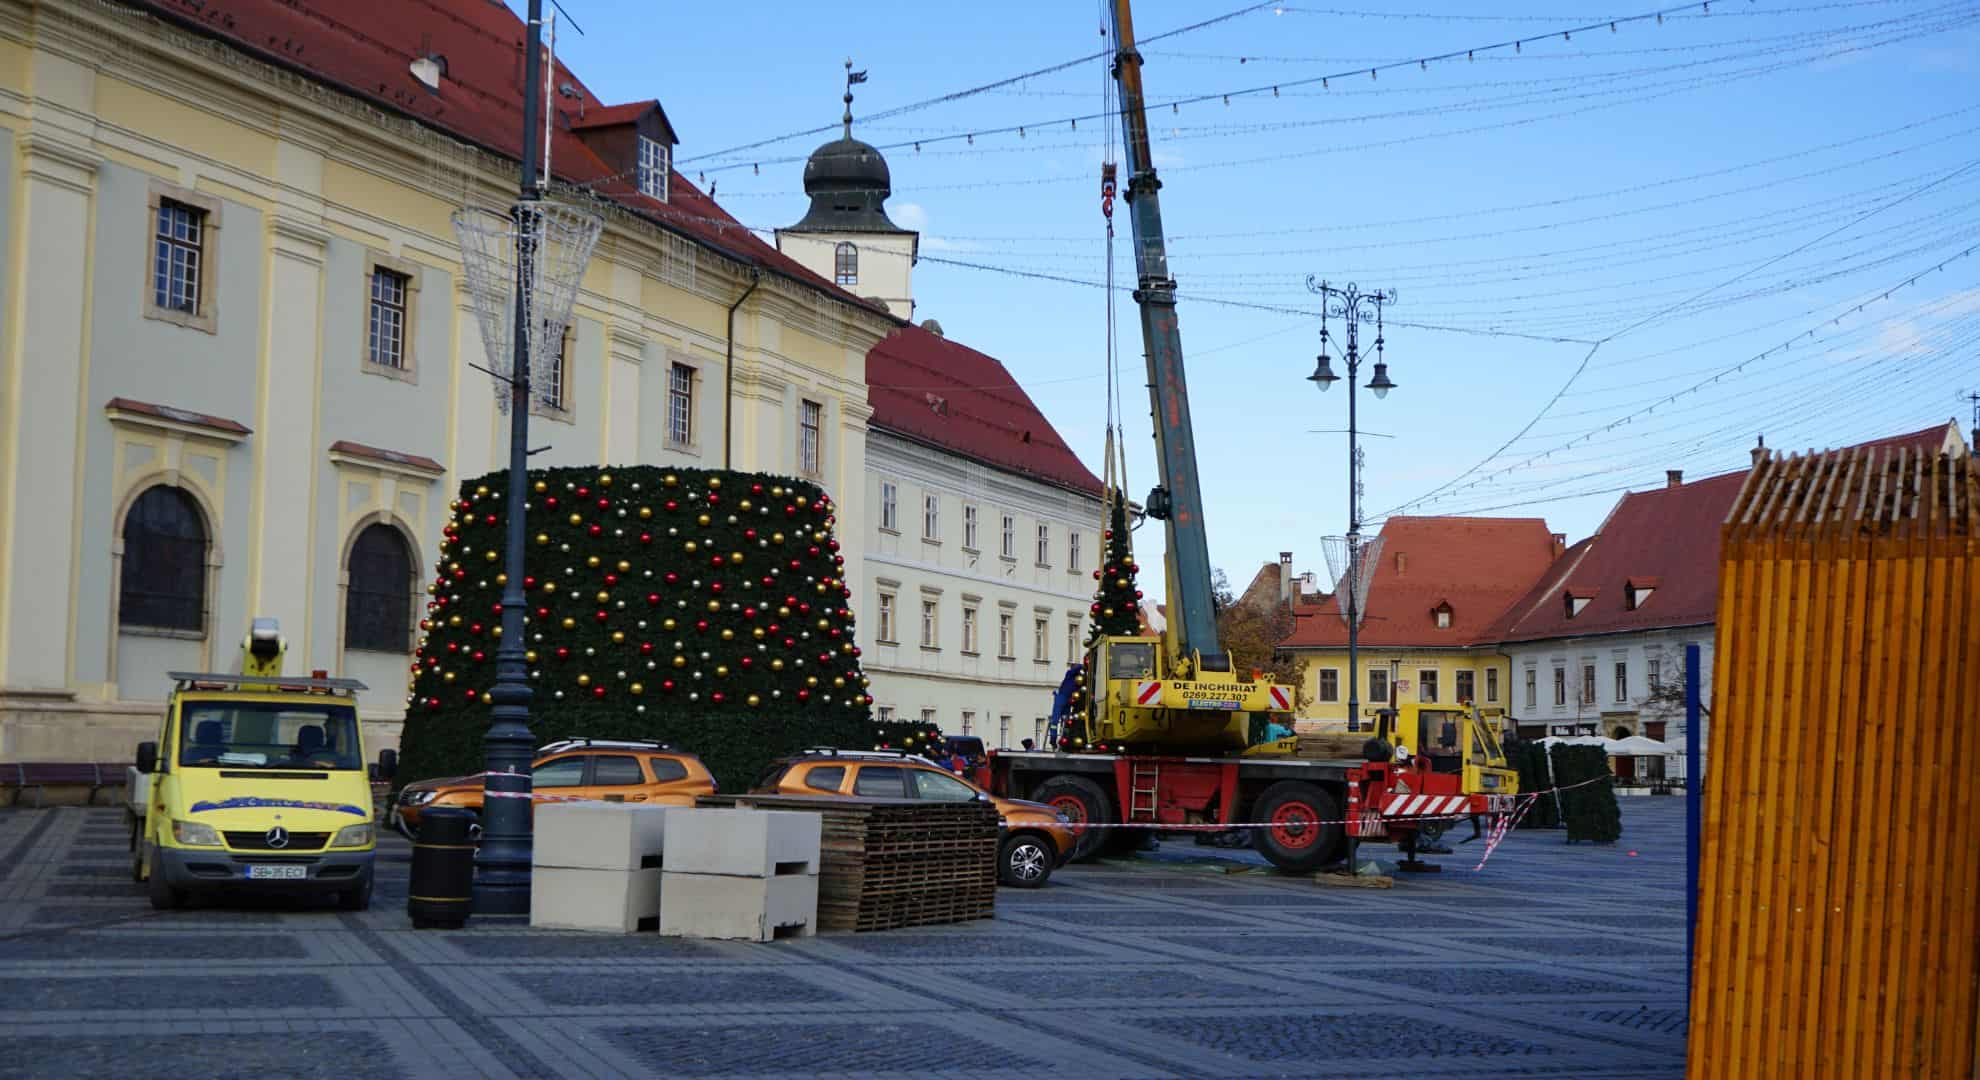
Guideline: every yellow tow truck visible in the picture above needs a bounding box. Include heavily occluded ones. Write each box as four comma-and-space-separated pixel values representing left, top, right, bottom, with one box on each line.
128, 618, 382, 910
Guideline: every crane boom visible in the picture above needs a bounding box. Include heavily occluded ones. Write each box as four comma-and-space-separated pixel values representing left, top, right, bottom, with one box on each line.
1107, 0, 1228, 675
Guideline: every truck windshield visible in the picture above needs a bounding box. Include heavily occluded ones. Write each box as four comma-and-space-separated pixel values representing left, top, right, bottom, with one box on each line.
178, 701, 362, 770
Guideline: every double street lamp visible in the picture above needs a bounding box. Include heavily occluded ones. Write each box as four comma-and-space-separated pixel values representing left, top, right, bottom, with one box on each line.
1305, 277, 1396, 735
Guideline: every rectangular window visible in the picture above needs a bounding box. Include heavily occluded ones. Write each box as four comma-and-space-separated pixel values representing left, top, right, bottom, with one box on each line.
998, 613, 1015, 658
537, 325, 573, 412
962, 606, 979, 653
1001, 514, 1016, 559
799, 399, 822, 475
1455, 670, 1475, 704
667, 362, 695, 446
1582, 664, 1597, 706
876, 593, 896, 643
1066, 620, 1080, 665
1486, 668, 1500, 703
366, 268, 409, 369
918, 708, 937, 727
1615, 661, 1629, 703
1648, 658, 1662, 688
923, 493, 940, 540
1419, 669, 1439, 704
921, 600, 938, 649
1554, 667, 1567, 706
880, 482, 898, 532
999, 715, 1010, 748
1525, 669, 1537, 708
1036, 523, 1051, 566
154, 200, 204, 314
1318, 669, 1340, 703
1034, 617, 1049, 662
964, 505, 979, 550
1069, 532, 1082, 572
877, 705, 895, 724
638, 136, 670, 201
961, 710, 975, 736
1369, 668, 1389, 705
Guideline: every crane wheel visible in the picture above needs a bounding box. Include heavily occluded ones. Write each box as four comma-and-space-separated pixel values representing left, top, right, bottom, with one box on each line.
1250, 781, 1343, 873
1029, 774, 1113, 862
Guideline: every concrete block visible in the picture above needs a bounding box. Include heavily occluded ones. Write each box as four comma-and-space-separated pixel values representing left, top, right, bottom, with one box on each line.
661, 808, 821, 878
533, 803, 671, 871
530, 866, 661, 933
659, 871, 818, 941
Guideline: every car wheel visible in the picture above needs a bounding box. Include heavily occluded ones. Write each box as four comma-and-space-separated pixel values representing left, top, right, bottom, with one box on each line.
1028, 775, 1111, 862
999, 834, 1054, 888
145, 848, 183, 910
337, 871, 373, 912
1249, 781, 1343, 873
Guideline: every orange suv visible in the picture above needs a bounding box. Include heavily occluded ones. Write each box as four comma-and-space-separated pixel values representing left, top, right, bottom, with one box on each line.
392, 738, 716, 839
751, 748, 1075, 888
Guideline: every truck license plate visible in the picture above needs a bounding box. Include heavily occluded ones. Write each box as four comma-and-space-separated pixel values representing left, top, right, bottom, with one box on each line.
246, 865, 307, 881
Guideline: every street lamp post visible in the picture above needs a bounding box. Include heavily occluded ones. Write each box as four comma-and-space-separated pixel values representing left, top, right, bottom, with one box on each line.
474, 0, 550, 916
1305, 278, 1396, 736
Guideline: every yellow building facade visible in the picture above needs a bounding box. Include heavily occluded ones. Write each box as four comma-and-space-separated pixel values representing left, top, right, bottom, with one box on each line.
1289, 648, 1513, 727
0, 0, 897, 760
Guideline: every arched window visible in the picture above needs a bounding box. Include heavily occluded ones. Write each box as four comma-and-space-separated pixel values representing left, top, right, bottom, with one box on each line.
346, 523, 414, 653
834, 241, 858, 286
120, 486, 207, 632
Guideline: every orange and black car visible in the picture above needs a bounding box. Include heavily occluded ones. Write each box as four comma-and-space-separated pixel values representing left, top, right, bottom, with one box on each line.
392, 738, 715, 838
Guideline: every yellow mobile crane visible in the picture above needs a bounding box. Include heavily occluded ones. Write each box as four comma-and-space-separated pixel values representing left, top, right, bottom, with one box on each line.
986, 0, 1516, 872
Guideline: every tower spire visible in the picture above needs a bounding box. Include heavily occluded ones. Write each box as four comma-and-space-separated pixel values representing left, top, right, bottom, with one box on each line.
842, 59, 867, 139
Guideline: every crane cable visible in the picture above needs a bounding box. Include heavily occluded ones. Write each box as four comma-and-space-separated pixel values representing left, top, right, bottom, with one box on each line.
1099, 0, 1130, 534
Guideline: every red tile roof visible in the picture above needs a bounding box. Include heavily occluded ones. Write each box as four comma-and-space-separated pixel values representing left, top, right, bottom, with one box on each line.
129, 0, 864, 310
570, 100, 662, 131
1281, 517, 1561, 649
1488, 420, 1966, 643
1488, 474, 1742, 642
866, 325, 1101, 496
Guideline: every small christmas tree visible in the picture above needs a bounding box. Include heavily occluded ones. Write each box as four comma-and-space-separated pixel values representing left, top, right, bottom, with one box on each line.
396, 465, 933, 791
1058, 488, 1144, 748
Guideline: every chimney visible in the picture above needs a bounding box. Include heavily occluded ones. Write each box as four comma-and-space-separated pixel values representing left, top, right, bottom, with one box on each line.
1278, 552, 1293, 607
1551, 532, 1566, 557
1666, 469, 1683, 489
1751, 433, 1767, 467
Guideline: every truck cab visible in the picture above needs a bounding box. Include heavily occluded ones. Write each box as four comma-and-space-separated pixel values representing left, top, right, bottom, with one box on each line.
1087, 634, 1295, 754
129, 619, 380, 910
1374, 703, 1519, 799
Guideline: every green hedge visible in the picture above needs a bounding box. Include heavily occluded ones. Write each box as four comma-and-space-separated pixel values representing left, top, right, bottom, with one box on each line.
395, 465, 933, 793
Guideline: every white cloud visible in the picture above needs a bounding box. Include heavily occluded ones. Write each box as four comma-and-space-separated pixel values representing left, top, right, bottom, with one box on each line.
893, 201, 929, 232
1878, 288, 1980, 358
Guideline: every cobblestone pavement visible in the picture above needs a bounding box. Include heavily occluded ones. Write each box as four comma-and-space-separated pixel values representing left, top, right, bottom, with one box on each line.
0, 798, 1689, 1079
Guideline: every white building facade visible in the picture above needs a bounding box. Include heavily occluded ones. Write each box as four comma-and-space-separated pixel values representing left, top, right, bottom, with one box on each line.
860, 429, 1100, 749
1501, 630, 1713, 779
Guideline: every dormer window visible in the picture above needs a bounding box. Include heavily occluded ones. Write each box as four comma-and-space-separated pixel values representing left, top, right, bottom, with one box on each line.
1565, 590, 1593, 618
1432, 600, 1453, 630
1625, 577, 1658, 610
638, 136, 669, 202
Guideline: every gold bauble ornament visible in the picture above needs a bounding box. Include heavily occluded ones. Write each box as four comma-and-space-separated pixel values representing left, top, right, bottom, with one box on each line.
561, 617, 577, 630
536, 533, 550, 545
806, 676, 819, 687
720, 628, 735, 641
568, 513, 583, 526
664, 474, 679, 487
484, 550, 498, 563
617, 561, 632, 573
833, 677, 845, 688
707, 600, 722, 613
771, 658, 785, 671
587, 556, 601, 568
747, 694, 761, 707
663, 618, 677, 631
542, 582, 557, 593
752, 628, 766, 640
730, 552, 745, 564
598, 474, 613, 487
496, 573, 508, 585
442, 671, 455, 682
534, 480, 549, 493
697, 514, 711, 527
707, 477, 722, 489
777, 606, 791, 618
525, 650, 539, 663
639, 507, 652, 520
772, 532, 785, 544
474, 485, 490, 497
672, 655, 687, 668
611, 631, 626, 644
576, 674, 591, 686
684, 541, 698, 553
447, 615, 462, 627
595, 591, 610, 604
630, 682, 643, 695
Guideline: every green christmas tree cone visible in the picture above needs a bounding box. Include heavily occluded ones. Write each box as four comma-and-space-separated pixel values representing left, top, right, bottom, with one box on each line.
397, 466, 934, 793
1061, 488, 1144, 749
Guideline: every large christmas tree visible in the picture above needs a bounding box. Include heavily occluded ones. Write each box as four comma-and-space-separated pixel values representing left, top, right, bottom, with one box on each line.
397, 465, 935, 791
1057, 489, 1144, 748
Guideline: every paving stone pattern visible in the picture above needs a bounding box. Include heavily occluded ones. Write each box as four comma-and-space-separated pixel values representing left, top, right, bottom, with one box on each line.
0, 801, 1691, 1078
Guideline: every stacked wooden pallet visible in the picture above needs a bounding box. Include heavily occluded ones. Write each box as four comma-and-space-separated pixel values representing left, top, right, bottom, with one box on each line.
697, 794, 998, 932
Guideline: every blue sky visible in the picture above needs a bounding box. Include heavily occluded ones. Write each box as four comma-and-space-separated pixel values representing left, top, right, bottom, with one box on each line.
525, 0, 1980, 589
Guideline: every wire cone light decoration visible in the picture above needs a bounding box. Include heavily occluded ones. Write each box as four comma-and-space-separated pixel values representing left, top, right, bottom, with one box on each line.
452, 200, 603, 412
1321, 533, 1384, 628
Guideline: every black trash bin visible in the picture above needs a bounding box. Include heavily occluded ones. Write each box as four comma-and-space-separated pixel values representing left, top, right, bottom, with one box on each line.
408, 807, 475, 930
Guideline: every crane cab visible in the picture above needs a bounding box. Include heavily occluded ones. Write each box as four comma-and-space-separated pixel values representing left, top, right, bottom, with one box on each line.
1085, 635, 1295, 754
1371, 703, 1519, 798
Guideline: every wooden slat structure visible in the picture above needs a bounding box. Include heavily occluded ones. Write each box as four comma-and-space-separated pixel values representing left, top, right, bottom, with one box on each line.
699, 794, 999, 932
1691, 445, 1980, 1078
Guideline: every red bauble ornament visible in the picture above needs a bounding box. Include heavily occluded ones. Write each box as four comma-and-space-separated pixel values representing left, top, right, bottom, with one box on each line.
446, 642, 460, 654
785, 505, 797, 516
472, 650, 486, 662
696, 620, 710, 632
740, 657, 753, 669
640, 643, 654, 655
594, 610, 610, 622
710, 582, 724, 594
711, 691, 726, 704
808, 546, 820, 557
665, 500, 678, 511
525, 575, 538, 588
751, 483, 764, 494
589, 525, 603, 537
484, 514, 497, 526
536, 607, 550, 619
592, 686, 607, 699
546, 496, 559, 508
640, 533, 653, 545
464, 689, 478, 700
707, 493, 720, 505
647, 593, 661, 605
556, 647, 570, 659
605, 573, 619, 586
576, 487, 590, 498
744, 607, 758, 619
1091, 603, 1101, 614
597, 497, 610, 510
665, 572, 679, 584
662, 679, 675, 691
745, 529, 757, 540
797, 689, 811, 701
469, 623, 483, 635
